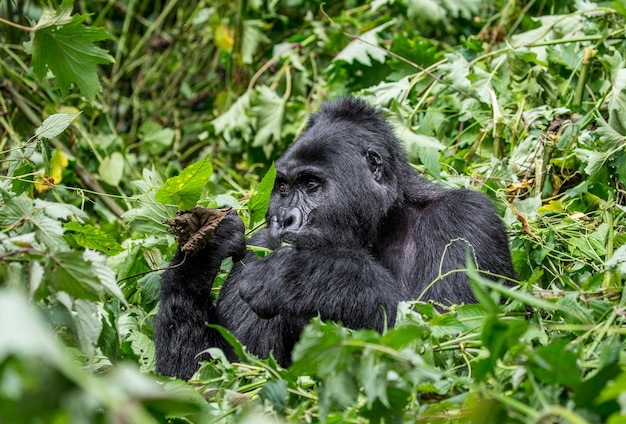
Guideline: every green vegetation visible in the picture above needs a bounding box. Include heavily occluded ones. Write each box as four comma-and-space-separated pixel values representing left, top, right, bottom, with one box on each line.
1, 0, 626, 422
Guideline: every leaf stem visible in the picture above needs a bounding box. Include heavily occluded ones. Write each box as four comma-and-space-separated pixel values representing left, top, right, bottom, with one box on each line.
0, 16, 34, 32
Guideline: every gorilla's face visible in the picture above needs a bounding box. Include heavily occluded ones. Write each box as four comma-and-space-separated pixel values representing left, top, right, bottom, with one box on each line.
266, 134, 392, 249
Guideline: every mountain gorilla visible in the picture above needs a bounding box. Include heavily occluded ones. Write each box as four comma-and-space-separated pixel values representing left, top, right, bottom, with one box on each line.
155, 97, 516, 379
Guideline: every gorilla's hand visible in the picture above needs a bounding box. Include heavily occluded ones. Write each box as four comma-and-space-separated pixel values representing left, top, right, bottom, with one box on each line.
210, 209, 246, 262
165, 207, 246, 262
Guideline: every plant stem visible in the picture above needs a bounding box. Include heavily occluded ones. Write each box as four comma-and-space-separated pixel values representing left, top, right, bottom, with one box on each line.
0, 16, 33, 32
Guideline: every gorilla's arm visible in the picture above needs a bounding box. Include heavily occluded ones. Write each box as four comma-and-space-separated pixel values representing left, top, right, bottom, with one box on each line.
154, 212, 245, 380
237, 236, 407, 331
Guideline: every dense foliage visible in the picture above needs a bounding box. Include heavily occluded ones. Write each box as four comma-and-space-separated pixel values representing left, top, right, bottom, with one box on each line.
1, 0, 626, 422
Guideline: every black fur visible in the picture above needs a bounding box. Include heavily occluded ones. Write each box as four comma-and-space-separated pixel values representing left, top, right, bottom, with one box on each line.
155, 97, 516, 379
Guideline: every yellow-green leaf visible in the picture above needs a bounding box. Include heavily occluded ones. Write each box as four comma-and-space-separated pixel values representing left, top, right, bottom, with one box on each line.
155, 159, 213, 209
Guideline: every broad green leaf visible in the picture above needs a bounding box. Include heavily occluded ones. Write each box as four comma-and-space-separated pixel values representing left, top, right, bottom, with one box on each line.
35, 198, 88, 222
259, 380, 288, 414
73, 299, 104, 356
48, 251, 103, 300
64, 221, 124, 256
139, 121, 175, 153
429, 314, 468, 338
123, 168, 177, 234
83, 249, 126, 304
242, 20, 269, 64
212, 91, 253, 144
0, 196, 31, 226
252, 86, 284, 157
155, 159, 213, 209
25, 0, 114, 101
0, 290, 66, 364
34, 112, 80, 140
47, 250, 125, 303
248, 163, 276, 227
126, 330, 157, 373
334, 22, 391, 66
99, 152, 125, 186
528, 341, 581, 387
32, 213, 67, 250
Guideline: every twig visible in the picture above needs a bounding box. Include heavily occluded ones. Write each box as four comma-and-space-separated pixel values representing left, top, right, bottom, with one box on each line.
0, 16, 34, 32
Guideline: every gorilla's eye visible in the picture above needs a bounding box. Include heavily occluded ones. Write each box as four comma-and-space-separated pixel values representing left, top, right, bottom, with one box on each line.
278, 182, 289, 195
305, 180, 319, 192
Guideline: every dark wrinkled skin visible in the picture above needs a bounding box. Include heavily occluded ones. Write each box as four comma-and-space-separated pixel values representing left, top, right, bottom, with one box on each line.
154, 97, 517, 380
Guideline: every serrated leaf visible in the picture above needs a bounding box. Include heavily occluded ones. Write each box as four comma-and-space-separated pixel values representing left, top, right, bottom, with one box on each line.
248, 163, 276, 227
155, 159, 213, 209
252, 87, 284, 155
126, 330, 156, 373
32, 213, 67, 250
35, 198, 88, 222
83, 249, 127, 304
48, 251, 103, 300
26, 0, 114, 101
122, 168, 177, 234
0, 197, 31, 226
34, 113, 80, 140
334, 22, 391, 66
64, 221, 124, 256
73, 299, 103, 356
241, 20, 269, 64
212, 91, 253, 143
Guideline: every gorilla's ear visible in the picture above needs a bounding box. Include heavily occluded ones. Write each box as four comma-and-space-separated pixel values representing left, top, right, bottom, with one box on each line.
366, 149, 383, 181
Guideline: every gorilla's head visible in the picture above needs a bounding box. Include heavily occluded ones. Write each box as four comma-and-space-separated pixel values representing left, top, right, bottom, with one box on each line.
266, 97, 413, 249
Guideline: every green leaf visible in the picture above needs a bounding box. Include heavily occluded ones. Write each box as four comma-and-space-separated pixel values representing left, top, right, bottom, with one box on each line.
0, 289, 67, 365
155, 159, 213, 209
248, 163, 276, 227
608, 68, 626, 135
47, 250, 126, 303
125, 330, 156, 373
242, 20, 269, 64
528, 341, 581, 387
259, 380, 288, 414
206, 324, 249, 362
605, 244, 626, 273
64, 221, 124, 256
11, 163, 34, 196
73, 299, 104, 356
48, 251, 103, 300
98, 152, 125, 186
123, 168, 178, 234
334, 22, 391, 66
34, 112, 80, 140
25, 0, 114, 101
252, 87, 285, 157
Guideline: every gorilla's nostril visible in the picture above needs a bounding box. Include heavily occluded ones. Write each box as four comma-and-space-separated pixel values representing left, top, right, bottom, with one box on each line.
284, 215, 294, 228
278, 207, 302, 230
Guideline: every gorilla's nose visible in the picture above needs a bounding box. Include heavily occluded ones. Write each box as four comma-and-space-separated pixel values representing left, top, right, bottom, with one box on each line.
278, 207, 302, 230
